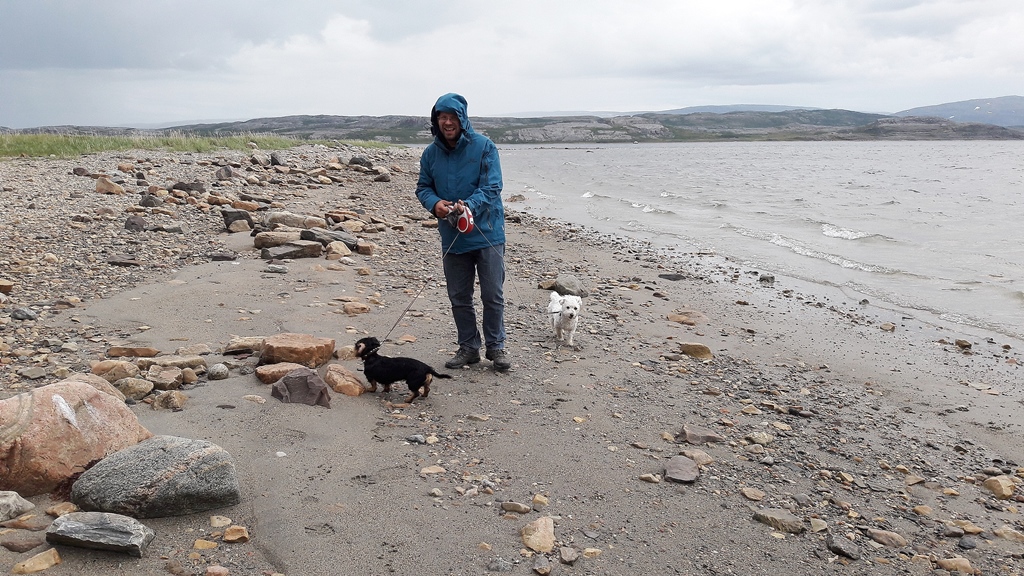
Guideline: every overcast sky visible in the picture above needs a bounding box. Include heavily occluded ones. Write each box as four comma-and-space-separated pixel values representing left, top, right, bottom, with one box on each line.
1, 0, 1021, 128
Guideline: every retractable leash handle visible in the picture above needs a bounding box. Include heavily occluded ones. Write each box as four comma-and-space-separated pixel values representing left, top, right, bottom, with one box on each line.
445, 205, 474, 234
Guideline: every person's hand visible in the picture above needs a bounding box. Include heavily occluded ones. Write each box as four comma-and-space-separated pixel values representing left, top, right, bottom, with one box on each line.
433, 200, 453, 218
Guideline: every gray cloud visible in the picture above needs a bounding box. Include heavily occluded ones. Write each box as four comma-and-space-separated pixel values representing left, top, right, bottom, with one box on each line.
1, 0, 1021, 128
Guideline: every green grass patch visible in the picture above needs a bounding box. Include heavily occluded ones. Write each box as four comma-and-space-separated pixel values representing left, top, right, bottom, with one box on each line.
0, 132, 395, 158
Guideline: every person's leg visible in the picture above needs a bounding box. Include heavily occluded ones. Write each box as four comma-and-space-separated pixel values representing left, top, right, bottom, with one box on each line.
443, 250, 481, 351
478, 244, 506, 351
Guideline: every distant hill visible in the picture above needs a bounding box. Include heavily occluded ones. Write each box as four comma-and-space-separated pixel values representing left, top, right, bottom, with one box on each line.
895, 96, 1024, 127
655, 104, 817, 114
9, 97, 1024, 143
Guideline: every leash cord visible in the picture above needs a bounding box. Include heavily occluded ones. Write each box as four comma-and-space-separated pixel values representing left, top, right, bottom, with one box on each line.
380, 209, 525, 343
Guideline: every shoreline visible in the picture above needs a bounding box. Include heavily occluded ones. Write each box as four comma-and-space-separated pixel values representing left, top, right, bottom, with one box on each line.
2, 146, 1022, 575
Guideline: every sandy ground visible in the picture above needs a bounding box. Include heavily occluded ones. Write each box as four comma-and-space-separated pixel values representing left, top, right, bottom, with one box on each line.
2, 147, 1023, 575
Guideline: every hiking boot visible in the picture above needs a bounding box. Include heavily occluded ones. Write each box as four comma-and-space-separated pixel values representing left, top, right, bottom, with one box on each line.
445, 347, 480, 369
485, 348, 511, 372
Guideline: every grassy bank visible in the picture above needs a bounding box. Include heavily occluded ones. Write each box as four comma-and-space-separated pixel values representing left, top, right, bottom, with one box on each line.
0, 133, 393, 158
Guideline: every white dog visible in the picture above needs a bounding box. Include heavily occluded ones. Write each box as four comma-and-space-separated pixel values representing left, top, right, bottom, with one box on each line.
547, 291, 582, 348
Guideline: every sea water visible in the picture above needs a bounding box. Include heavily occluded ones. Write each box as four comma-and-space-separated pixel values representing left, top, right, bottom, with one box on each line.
498, 141, 1024, 342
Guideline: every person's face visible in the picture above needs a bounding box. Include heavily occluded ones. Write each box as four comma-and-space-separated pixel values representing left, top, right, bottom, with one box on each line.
437, 111, 461, 145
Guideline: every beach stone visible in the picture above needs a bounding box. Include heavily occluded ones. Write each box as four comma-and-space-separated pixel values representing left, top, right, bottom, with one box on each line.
559, 546, 579, 565
220, 207, 254, 231
113, 378, 154, 401
265, 211, 326, 229
957, 535, 978, 549
323, 364, 366, 396
741, 487, 765, 501
521, 516, 555, 553
952, 520, 985, 534
253, 230, 302, 249
0, 530, 46, 553
532, 554, 551, 575
501, 501, 532, 514
745, 431, 775, 445
982, 475, 1016, 499
255, 362, 305, 384
261, 240, 324, 260
45, 511, 155, 557
342, 302, 372, 315
147, 365, 183, 390
664, 455, 700, 483
136, 355, 207, 371
261, 333, 335, 368
224, 336, 265, 355
936, 557, 973, 573
106, 346, 160, 358
270, 367, 332, 408
681, 448, 714, 466
667, 313, 697, 326
993, 525, 1024, 543
46, 502, 78, 517
0, 491, 35, 522
71, 435, 241, 518
152, 390, 188, 410
752, 509, 804, 533
678, 424, 725, 445
223, 525, 249, 543
92, 360, 140, 383
0, 381, 152, 496
826, 532, 861, 560
539, 274, 588, 297
207, 363, 230, 380
866, 528, 908, 548
300, 227, 359, 249
1, 513, 51, 531
0, 279, 14, 294
325, 241, 353, 260
678, 342, 713, 360
11, 548, 61, 574
95, 176, 124, 195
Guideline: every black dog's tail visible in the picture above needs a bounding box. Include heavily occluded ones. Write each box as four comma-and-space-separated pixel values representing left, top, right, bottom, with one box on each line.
431, 368, 453, 379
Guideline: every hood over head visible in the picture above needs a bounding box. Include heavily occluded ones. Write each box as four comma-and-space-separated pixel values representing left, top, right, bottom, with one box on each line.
430, 93, 474, 139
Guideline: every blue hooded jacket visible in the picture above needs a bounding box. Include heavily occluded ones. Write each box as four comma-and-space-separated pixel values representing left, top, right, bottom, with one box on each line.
415, 93, 505, 254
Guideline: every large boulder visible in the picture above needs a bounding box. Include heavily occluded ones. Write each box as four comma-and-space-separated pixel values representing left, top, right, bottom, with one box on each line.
71, 435, 241, 518
0, 381, 152, 496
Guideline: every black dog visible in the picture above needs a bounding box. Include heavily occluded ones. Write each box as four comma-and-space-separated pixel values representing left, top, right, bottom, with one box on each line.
354, 337, 451, 403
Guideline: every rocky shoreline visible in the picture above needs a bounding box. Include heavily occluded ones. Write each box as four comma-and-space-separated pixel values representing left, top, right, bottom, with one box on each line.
1, 145, 1022, 575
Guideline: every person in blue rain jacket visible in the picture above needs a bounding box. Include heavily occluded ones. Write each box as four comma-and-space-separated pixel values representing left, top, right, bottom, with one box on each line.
415, 93, 510, 372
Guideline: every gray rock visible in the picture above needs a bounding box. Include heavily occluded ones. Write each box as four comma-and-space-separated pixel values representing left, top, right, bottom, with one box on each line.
45, 512, 155, 557
301, 227, 359, 250
11, 308, 38, 321
664, 455, 700, 483
220, 207, 254, 231
260, 240, 324, 260
271, 367, 331, 408
678, 423, 726, 445
826, 532, 861, 560
544, 274, 589, 297
0, 491, 35, 522
957, 535, 978, 550
71, 435, 241, 518
752, 509, 805, 533
138, 194, 162, 208
207, 363, 230, 380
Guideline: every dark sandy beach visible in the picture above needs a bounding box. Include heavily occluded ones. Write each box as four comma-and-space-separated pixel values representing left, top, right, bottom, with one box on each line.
1, 145, 1022, 575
